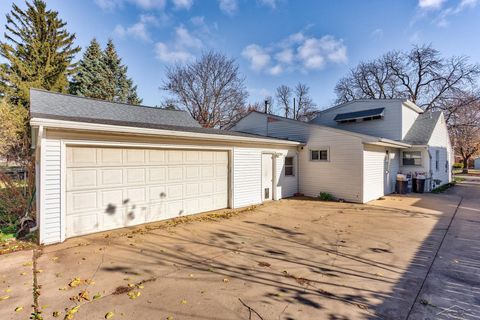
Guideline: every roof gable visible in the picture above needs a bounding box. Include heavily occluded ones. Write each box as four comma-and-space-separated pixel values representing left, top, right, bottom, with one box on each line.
402, 111, 442, 145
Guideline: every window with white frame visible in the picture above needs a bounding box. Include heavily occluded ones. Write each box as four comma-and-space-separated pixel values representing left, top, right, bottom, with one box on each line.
285, 156, 294, 176
310, 148, 329, 161
402, 151, 422, 166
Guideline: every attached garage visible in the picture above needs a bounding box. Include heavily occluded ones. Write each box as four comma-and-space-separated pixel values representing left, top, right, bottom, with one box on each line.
30, 89, 301, 244
66, 147, 229, 238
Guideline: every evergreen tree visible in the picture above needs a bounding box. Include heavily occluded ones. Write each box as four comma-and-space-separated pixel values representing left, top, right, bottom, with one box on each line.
71, 39, 142, 105
69, 39, 113, 99
0, 0, 80, 106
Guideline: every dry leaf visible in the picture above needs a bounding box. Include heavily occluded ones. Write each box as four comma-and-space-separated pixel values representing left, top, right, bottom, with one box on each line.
53, 311, 60, 317
105, 311, 114, 319
14, 306, 23, 312
93, 293, 101, 300
127, 291, 141, 300
69, 278, 82, 288
181, 300, 187, 305
0, 296, 10, 301
223, 278, 229, 283
65, 305, 80, 319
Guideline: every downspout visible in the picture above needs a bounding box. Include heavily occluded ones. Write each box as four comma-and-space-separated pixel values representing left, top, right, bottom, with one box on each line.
427, 147, 433, 191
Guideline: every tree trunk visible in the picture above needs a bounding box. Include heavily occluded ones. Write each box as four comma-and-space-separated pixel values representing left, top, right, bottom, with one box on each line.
462, 157, 469, 174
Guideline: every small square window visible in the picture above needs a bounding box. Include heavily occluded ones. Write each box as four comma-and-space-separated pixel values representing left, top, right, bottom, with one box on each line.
285, 156, 295, 176
402, 151, 422, 166
310, 149, 329, 161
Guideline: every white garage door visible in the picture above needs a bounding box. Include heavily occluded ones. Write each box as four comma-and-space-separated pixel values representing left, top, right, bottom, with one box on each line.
66, 146, 229, 238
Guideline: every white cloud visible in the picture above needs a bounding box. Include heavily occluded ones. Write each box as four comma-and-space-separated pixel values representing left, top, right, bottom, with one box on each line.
114, 14, 159, 42
155, 25, 202, 63
418, 0, 446, 9
242, 32, 347, 75
173, 0, 193, 10
242, 44, 271, 71
218, 0, 238, 15
258, 0, 277, 9
370, 28, 384, 40
95, 0, 166, 10
435, 0, 478, 26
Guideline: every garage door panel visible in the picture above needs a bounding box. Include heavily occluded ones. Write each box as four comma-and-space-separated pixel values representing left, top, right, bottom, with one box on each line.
126, 149, 145, 164
199, 181, 214, 194
167, 150, 183, 164
148, 203, 165, 221
166, 184, 183, 199
67, 147, 97, 167
67, 213, 98, 236
149, 185, 167, 202
125, 187, 147, 203
149, 167, 166, 182
67, 169, 97, 190
148, 150, 166, 164
100, 169, 123, 186
126, 168, 146, 184
166, 200, 184, 218
67, 191, 97, 214
66, 147, 228, 238
168, 166, 183, 181
100, 148, 123, 165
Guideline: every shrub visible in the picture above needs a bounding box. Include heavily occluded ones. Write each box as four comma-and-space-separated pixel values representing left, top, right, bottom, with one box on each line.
453, 162, 463, 169
318, 192, 334, 201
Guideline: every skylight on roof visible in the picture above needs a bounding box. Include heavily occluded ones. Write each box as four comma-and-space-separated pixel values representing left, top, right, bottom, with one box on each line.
334, 107, 385, 123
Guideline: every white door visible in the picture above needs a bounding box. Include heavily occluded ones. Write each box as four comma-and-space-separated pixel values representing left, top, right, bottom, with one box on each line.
262, 153, 273, 201
65, 146, 228, 238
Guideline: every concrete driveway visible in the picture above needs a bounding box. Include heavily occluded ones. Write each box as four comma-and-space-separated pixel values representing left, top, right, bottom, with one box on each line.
0, 187, 474, 320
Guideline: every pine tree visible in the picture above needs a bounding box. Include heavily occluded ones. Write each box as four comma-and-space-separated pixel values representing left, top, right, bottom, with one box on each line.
0, 0, 80, 106
102, 39, 142, 105
71, 39, 142, 105
70, 39, 113, 99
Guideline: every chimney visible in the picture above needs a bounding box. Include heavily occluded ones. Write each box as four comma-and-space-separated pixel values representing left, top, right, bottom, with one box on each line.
264, 99, 268, 113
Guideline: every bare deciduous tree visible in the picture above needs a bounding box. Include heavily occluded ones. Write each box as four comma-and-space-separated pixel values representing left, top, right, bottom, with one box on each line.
162, 51, 248, 128
276, 85, 292, 118
294, 83, 317, 121
335, 45, 480, 118
449, 93, 480, 173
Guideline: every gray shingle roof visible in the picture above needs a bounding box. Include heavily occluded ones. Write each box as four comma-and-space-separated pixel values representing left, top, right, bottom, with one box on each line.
402, 111, 442, 145
30, 89, 302, 143
30, 88, 201, 128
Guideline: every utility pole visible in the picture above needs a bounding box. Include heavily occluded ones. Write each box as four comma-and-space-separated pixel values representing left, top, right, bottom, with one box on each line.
293, 97, 296, 120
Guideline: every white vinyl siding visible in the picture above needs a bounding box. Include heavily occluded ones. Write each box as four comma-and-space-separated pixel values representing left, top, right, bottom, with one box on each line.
402, 106, 420, 139
427, 114, 453, 186
298, 127, 364, 202
232, 147, 298, 208
232, 148, 262, 207
41, 138, 62, 244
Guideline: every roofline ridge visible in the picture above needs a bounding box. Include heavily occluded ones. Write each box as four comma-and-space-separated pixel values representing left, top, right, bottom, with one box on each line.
30, 87, 188, 113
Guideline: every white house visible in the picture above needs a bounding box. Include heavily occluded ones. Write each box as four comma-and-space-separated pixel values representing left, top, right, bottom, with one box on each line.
231, 99, 453, 202
31, 90, 452, 244
30, 89, 302, 244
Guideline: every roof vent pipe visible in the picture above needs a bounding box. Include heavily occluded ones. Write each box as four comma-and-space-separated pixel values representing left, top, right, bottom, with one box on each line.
264, 99, 268, 114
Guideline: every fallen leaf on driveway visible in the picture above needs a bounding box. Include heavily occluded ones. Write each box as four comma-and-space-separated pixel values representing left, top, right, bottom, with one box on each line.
105, 311, 114, 319
181, 300, 187, 305
65, 305, 80, 319
223, 278, 229, 283
127, 291, 141, 300
93, 293, 102, 300
22, 261, 32, 267
69, 278, 82, 288
53, 311, 59, 317
0, 295, 10, 301
14, 306, 23, 312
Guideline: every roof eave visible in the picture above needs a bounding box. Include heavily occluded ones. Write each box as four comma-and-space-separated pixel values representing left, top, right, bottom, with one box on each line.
30, 117, 303, 147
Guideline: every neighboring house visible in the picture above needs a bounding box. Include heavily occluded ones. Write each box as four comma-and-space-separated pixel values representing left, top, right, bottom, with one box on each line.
31, 89, 452, 245
231, 99, 453, 202
30, 89, 302, 244
475, 157, 480, 170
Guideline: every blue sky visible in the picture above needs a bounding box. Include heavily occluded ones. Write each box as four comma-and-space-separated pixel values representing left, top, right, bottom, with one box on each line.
1, 0, 479, 109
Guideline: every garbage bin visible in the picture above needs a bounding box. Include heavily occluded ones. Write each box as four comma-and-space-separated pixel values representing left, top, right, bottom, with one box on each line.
416, 176, 426, 193
412, 178, 417, 193
396, 174, 408, 194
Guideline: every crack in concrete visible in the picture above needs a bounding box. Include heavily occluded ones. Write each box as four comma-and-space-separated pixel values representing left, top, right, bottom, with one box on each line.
31, 248, 43, 319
